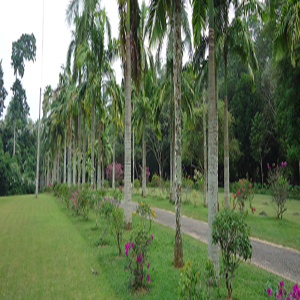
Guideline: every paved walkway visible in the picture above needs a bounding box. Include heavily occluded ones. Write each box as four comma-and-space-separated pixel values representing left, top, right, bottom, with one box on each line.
121, 201, 300, 283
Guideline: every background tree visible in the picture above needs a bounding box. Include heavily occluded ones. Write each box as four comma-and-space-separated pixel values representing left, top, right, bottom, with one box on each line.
0, 60, 8, 118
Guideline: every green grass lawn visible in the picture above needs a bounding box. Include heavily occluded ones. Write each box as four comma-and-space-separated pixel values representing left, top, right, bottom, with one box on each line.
132, 187, 300, 251
0, 194, 116, 300
0, 193, 294, 299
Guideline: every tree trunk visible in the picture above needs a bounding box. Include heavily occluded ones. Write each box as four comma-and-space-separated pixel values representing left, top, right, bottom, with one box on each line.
57, 151, 60, 184
208, 5, 220, 278
91, 99, 95, 190
73, 131, 76, 185
35, 88, 41, 197
132, 114, 135, 194
82, 113, 86, 187
47, 152, 50, 185
78, 106, 81, 191
53, 147, 57, 184
124, 29, 132, 229
203, 88, 208, 207
64, 132, 67, 183
97, 119, 101, 190
68, 116, 72, 188
102, 156, 104, 187
13, 119, 16, 156
224, 57, 230, 208
142, 128, 146, 197
112, 136, 115, 189
260, 158, 263, 187
173, 0, 183, 269
170, 86, 174, 202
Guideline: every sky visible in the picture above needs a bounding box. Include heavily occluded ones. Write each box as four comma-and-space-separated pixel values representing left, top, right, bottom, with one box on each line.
0, 0, 191, 122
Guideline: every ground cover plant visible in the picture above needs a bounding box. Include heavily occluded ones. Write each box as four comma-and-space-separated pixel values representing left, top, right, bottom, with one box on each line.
132, 188, 300, 251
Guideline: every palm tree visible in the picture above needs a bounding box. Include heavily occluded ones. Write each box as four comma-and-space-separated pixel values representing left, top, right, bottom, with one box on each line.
274, 0, 300, 67
118, 0, 141, 229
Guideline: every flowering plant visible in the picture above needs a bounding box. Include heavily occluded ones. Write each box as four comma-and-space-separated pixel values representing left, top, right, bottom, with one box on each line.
134, 201, 156, 231
106, 162, 124, 186
267, 162, 289, 219
124, 230, 154, 291
265, 280, 300, 299
232, 178, 254, 212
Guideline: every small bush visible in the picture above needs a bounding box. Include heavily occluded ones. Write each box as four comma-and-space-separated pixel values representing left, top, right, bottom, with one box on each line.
134, 178, 141, 189
43, 186, 52, 193
151, 173, 160, 187
111, 207, 124, 255
178, 259, 204, 299
268, 162, 289, 219
232, 178, 254, 212
53, 183, 61, 197
212, 209, 252, 299
103, 179, 110, 189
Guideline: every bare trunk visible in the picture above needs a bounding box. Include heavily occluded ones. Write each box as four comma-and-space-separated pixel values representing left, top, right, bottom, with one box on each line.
112, 136, 115, 189
208, 23, 220, 277
132, 116, 135, 194
91, 99, 95, 190
82, 113, 86, 187
64, 132, 67, 183
142, 128, 146, 197
173, 0, 183, 268
102, 157, 104, 187
68, 116, 72, 188
57, 151, 60, 184
224, 95, 230, 208
203, 88, 207, 207
78, 107, 81, 191
35, 88, 41, 197
73, 131, 76, 185
97, 120, 101, 190
53, 147, 57, 184
13, 119, 16, 156
170, 88, 174, 202
47, 152, 50, 185
124, 31, 132, 229
260, 158, 263, 187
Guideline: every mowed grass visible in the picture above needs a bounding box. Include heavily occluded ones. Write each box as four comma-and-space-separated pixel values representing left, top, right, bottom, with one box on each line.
0, 193, 294, 299
132, 187, 300, 251
0, 194, 116, 300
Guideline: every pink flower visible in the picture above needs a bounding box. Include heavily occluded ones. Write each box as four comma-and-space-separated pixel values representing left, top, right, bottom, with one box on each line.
280, 281, 284, 287
267, 163, 270, 169
133, 269, 135, 273
151, 234, 154, 239
135, 295, 136, 299
249, 183, 252, 188
276, 292, 279, 298
147, 240, 149, 245
147, 274, 150, 282
233, 194, 236, 198
240, 179, 243, 184
147, 262, 150, 269
137, 253, 141, 262
268, 288, 272, 297
238, 190, 241, 196
72, 194, 75, 199
152, 267, 154, 271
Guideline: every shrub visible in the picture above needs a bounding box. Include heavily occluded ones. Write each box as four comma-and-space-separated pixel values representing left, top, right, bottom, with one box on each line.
103, 179, 110, 189
178, 259, 204, 300
182, 177, 193, 204
265, 280, 300, 299
134, 178, 141, 189
58, 183, 68, 202
151, 173, 160, 187
106, 162, 124, 186
268, 162, 289, 219
111, 207, 124, 256
43, 185, 52, 193
212, 209, 252, 299
77, 189, 91, 220
53, 183, 61, 197
232, 178, 254, 212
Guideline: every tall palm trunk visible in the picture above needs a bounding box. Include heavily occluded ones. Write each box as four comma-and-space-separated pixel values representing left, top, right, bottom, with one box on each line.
73, 131, 76, 185
203, 88, 207, 207
208, 0, 220, 276
173, 0, 183, 269
78, 107, 81, 190
142, 128, 146, 197
97, 119, 101, 190
132, 110, 135, 194
112, 136, 115, 189
35, 88, 41, 197
47, 152, 50, 185
53, 147, 57, 183
68, 115, 72, 188
91, 99, 95, 190
224, 56, 230, 208
102, 155, 104, 186
82, 113, 86, 187
124, 28, 132, 229
57, 151, 60, 183
13, 119, 16, 156
170, 86, 174, 202
64, 131, 67, 183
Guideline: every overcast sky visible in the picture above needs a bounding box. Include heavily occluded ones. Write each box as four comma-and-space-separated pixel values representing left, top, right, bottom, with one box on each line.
1, 0, 191, 122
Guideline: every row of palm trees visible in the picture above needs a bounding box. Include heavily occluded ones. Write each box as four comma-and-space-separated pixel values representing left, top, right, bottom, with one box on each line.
35, 0, 299, 274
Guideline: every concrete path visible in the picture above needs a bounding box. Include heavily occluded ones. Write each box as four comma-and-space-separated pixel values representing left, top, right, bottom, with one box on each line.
121, 201, 300, 283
